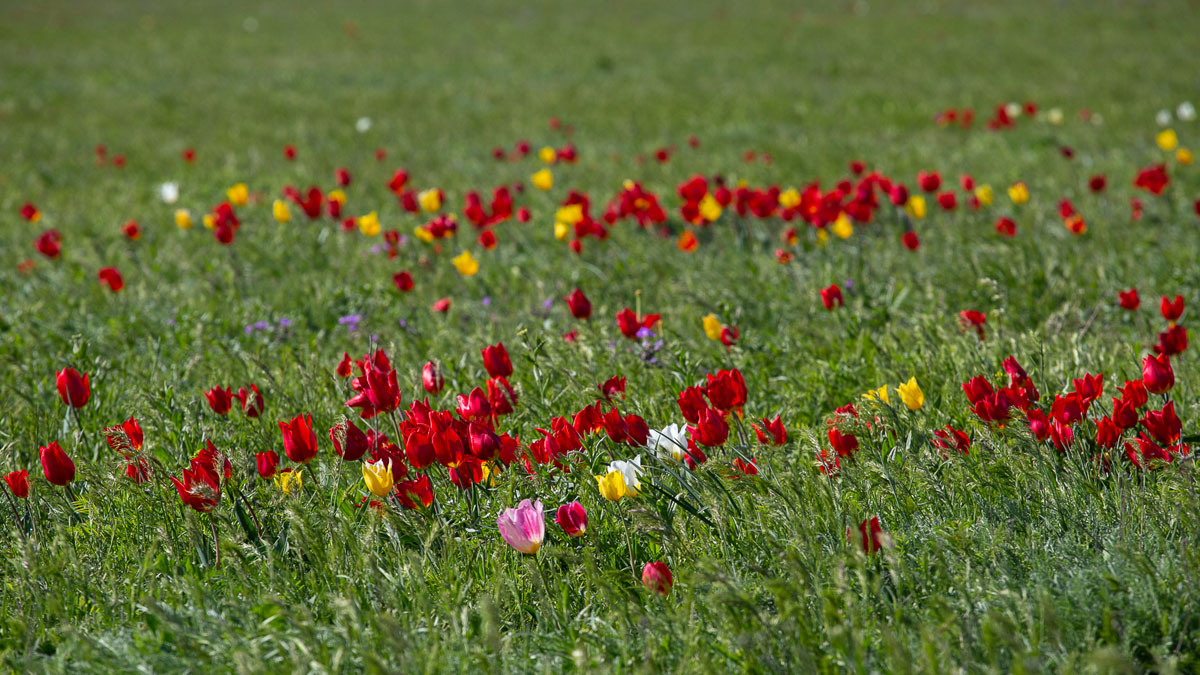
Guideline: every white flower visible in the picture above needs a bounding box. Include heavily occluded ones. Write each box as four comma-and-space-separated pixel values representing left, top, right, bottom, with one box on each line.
1178, 102, 1196, 122
1156, 109, 1172, 126
355, 117, 372, 133
158, 181, 179, 204
607, 456, 643, 494
648, 424, 688, 461
1046, 108, 1064, 125
1004, 102, 1021, 118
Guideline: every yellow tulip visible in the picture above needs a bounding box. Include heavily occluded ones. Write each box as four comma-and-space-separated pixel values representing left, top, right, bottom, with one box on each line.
897, 377, 924, 410
554, 221, 569, 241
362, 459, 394, 498
272, 199, 291, 223
702, 313, 723, 341
832, 213, 854, 238
531, 169, 553, 191
779, 188, 801, 209
202, 213, 216, 229
905, 195, 926, 219
698, 193, 722, 222
274, 469, 302, 494
862, 385, 889, 404
538, 146, 557, 164
974, 184, 994, 206
327, 189, 347, 206
556, 204, 583, 225
358, 211, 381, 237
1156, 129, 1179, 152
1008, 182, 1029, 205
452, 250, 479, 276
226, 183, 249, 207
175, 209, 193, 229
1177, 148, 1194, 165
595, 471, 628, 501
414, 225, 434, 243
418, 189, 442, 213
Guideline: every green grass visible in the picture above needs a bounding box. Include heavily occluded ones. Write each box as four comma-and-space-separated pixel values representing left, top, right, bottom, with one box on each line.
2, 0, 1200, 671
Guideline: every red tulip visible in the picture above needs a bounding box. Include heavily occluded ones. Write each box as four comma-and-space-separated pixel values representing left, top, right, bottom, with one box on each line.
1141, 402, 1181, 446
1133, 164, 1169, 196
641, 561, 673, 595
170, 465, 220, 512
828, 427, 859, 458
20, 201, 40, 222
1142, 353, 1174, 394
720, 325, 739, 347
555, 501, 588, 537
615, 308, 660, 339
391, 271, 414, 292
205, 386, 233, 415
901, 230, 920, 250
335, 167, 351, 186
936, 192, 957, 211
283, 144, 296, 160
1120, 379, 1148, 409
1095, 416, 1121, 449
1071, 373, 1104, 407
1089, 175, 1107, 193
456, 387, 492, 421
932, 425, 970, 455
1026, 409, 1051, 441
889, 184, 909, 206
959, 310, 987, 340
850, 516, 883, 554
35, 229, 62, 259
1155, 324, 1188, 357
599, 375, 626, 401
5, 470, 30, 498
1112, 397, 1139, 429
104, 416, 143, 453
753, 415, 786, 446
182, 147, 195, 163
122, 221, 141, 240
422, 361, 444, 394
279, 414, 319, 463
1160, 295, 1185, 322
481, 343, 513, 379
705, 369, 747, 413
688, 407, 729, 447
395, 475, 434, 509
1118, 288, 1140, 311
677, 385, 708, 424
564, 288, 592, 319
917, 171, 941, 193
97, 267, 124, 292
56, 368, 91, 408
432, 298, 451, 313
329, 420, 369, 461
994, 217, 1016, 237
235, 384, 264, 418
820, 284, 844, 311
256, 450, 279, 478
40, 441, 75, 486
625, 414, 650, 446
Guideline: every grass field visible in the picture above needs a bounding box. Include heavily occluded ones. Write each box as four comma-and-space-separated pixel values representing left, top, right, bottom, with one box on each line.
3, 0, 1200, 671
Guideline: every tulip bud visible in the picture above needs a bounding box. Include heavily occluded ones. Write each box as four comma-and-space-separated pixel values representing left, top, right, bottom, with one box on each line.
422, 361, 444, 394
641, 561, 673, 595
1142, 353, 1175, 395
40, 441, 75, 486
56, 368, 91, 408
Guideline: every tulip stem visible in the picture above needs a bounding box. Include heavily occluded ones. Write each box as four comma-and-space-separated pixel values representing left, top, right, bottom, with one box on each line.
532, 555, 562, 630
210, 515, 221, 567
3, 488, 25, 539
622, 518, 636, 576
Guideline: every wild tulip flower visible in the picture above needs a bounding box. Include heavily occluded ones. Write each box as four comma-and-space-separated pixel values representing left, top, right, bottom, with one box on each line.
40, 441, 75, 486
1161, 295, 1185, 323
563, 288, 592, 320
1141, 402, 1182, 446
481, 343, 513, 378
422, 361, 444, 394
555, 501, 588, 537
432, 298, 451, 313
4, 470, 29, 498
362, 459, 395, 497
1142, 353, 1174, 394
205, 386, 233, 415
274, 469, 302, 495
20, 201, 41, 222
897, 377, 924, 410
272, 199, 291, 223
688, 407, 729, 447
753, 416, 786, 445
98, 267, 124, 292
642, 561, 673, 595
906, 195, 926, 219
36, 229, 62, 258
256, 451, 279, 478
901, 231, 920, 250
452, 250, 479, 276
56, 368, 91, 408
850, 517, 883, 555
648, 424, 689, 461
615, 308, 660, 340
820, 284, 844, 310
330, 420, 369, 461
531, 169, 553, 191
172, 465, 221, 511
702, 314, 723, 340
917, 170, 941, 193
828, 428, 859, 458
497, 499, 545, 554
395, 476, 435, 509
1118, 288, 1140, 311
1112, 397, 1140, 429
1008, 182, 1029, 204
175, 209, 193, 229
932, 426, 970, 455
975, 184, 994, 206
994, 217, 1016, 237
1157, 129, 1178, 152
279, 414, 319, 463
863, 385, 889, 404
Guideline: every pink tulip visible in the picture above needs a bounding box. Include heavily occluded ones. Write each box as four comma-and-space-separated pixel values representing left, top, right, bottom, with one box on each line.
497, 499, 545, 554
